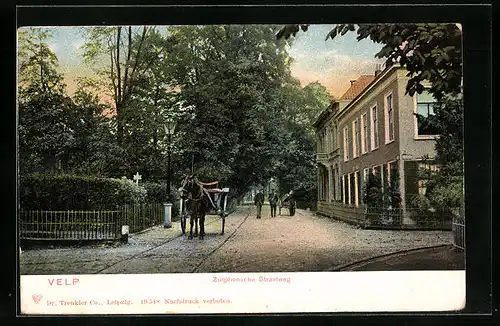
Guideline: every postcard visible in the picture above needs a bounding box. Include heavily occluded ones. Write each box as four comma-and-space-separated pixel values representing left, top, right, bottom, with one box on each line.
17, 20, 466, 315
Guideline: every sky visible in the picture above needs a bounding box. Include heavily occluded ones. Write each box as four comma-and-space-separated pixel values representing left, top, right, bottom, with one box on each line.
31, 25, 384, 99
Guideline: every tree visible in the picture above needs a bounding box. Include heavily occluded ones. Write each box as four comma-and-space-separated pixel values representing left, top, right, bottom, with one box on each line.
415, 95, 464, 212
18, 92, 77, 173
18, 28, 66, 98
18, 28, 76, 173
82, 26, 175, 146
273, 81, 332, 204
62, 77, 123, 176
163, 25, 298, 197
363, 173, 383, 210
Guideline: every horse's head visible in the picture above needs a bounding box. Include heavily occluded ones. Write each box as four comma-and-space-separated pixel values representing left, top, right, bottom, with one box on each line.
178, 174, 203, 200
178, 174, 193, 199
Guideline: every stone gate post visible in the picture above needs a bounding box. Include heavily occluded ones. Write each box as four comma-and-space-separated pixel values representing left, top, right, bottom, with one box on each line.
163, 203, 172, 228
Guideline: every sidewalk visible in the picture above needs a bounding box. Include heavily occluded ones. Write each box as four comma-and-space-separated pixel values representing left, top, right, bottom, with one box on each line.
338, 244, 464, 271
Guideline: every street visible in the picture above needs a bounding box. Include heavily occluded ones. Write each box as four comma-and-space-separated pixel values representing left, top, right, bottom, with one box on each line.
20, 206, 454, 275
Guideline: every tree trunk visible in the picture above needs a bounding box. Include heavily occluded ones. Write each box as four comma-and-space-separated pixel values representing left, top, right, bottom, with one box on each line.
116, 102, 124, 146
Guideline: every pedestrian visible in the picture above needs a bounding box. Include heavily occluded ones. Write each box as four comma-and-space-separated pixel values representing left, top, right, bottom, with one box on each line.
289, 197, 296, 216
254, 189, 264, 219
269, 191, 278, 217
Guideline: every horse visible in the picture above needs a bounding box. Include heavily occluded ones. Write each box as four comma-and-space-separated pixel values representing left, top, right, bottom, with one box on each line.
178, 174, 229, 240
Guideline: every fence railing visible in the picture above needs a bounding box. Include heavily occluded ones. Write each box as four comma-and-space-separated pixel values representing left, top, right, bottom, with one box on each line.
121, 203, 163, 234
19, 210, 121, 240
452, 215, 465, 250
19, 203, 164, 241
317, 201, 454, 230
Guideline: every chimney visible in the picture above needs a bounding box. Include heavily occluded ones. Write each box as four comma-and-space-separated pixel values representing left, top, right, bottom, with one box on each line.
350, 80, 356, 86
374, 63, 382, 77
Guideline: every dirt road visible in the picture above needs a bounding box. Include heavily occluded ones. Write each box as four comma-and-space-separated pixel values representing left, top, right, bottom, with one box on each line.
20, 205, 454, 275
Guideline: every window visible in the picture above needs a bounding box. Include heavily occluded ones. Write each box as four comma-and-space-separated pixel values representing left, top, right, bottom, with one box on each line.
323, 131, 327, 152
373, 165, 383, 190
370, 105, 379, 150
343, 126, 349, 161
361, 113, 368, 154
340, 174, 344, 203
331, 168, 336, 200
416, 90, 439, 136
355, 171, 361, 207
385, 93, 395, 142
318, 131, 324, 152
361, 168, 370, 205
363, 168, 370, 182
417, 162, 439, 195
386, 161, 401, 208
324, 169, 329, 200
388, 161, 399, 181
383, 163, 390, 187
342, 175, 348, 204
349, 173, 355, 206
331, 125, 336, 150
353, 119, 360, 158
325, 128, 331, 153
336, 167, 341, 201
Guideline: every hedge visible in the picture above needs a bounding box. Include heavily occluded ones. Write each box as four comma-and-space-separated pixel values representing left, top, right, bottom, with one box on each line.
19, 173, 147, 211
142, 182, 180, 220
20, 173, 181, 220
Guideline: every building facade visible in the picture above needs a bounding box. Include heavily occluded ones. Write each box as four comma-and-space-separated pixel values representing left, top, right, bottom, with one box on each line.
314, 64, 439, 222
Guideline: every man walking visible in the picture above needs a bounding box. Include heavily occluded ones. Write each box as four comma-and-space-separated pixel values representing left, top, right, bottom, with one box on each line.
254, 189, 264, 219
269, 191, 278, 217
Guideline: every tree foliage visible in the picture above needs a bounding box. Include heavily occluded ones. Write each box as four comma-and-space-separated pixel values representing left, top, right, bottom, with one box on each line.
18, 28, 73, 173
18, 28, 66, 97
415, 95, 464, 211
82, 26, 177, 145
163, 25, 330, 198
18, 25, 332, 206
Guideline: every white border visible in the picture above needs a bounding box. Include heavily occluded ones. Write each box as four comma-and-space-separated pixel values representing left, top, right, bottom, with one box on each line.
20, 271, 465, 314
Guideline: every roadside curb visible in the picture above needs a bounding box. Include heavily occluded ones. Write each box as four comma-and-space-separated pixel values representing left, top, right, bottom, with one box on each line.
327, 244, 453, 272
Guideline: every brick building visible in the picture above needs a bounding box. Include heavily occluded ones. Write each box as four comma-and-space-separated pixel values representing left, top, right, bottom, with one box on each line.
314, 63, 440, 222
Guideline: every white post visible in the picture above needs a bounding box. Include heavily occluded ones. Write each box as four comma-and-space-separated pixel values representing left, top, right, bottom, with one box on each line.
222, 188, 229, 215
163, 203, 172, 228
121, 225, 129, 243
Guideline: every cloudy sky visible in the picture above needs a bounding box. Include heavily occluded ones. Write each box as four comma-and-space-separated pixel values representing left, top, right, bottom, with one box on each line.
39, 25, 383, 99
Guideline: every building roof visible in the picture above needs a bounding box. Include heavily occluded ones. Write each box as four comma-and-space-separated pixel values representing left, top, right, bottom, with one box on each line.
339, 75, 376, 101
313, 63, 399, 131
312, 101, 337, 128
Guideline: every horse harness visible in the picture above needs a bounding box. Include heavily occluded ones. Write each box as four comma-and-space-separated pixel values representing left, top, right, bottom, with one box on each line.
179, 175, 219, 211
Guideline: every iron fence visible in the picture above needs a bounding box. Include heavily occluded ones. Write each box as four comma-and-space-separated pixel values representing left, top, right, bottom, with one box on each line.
19, 210, 121, 240
19, 203, 164, 241
121, 203, 163, 234
365, 207, 453, 230
316, 201, 454, 230
452, 214, 465, 250
330, 202, 366, 226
